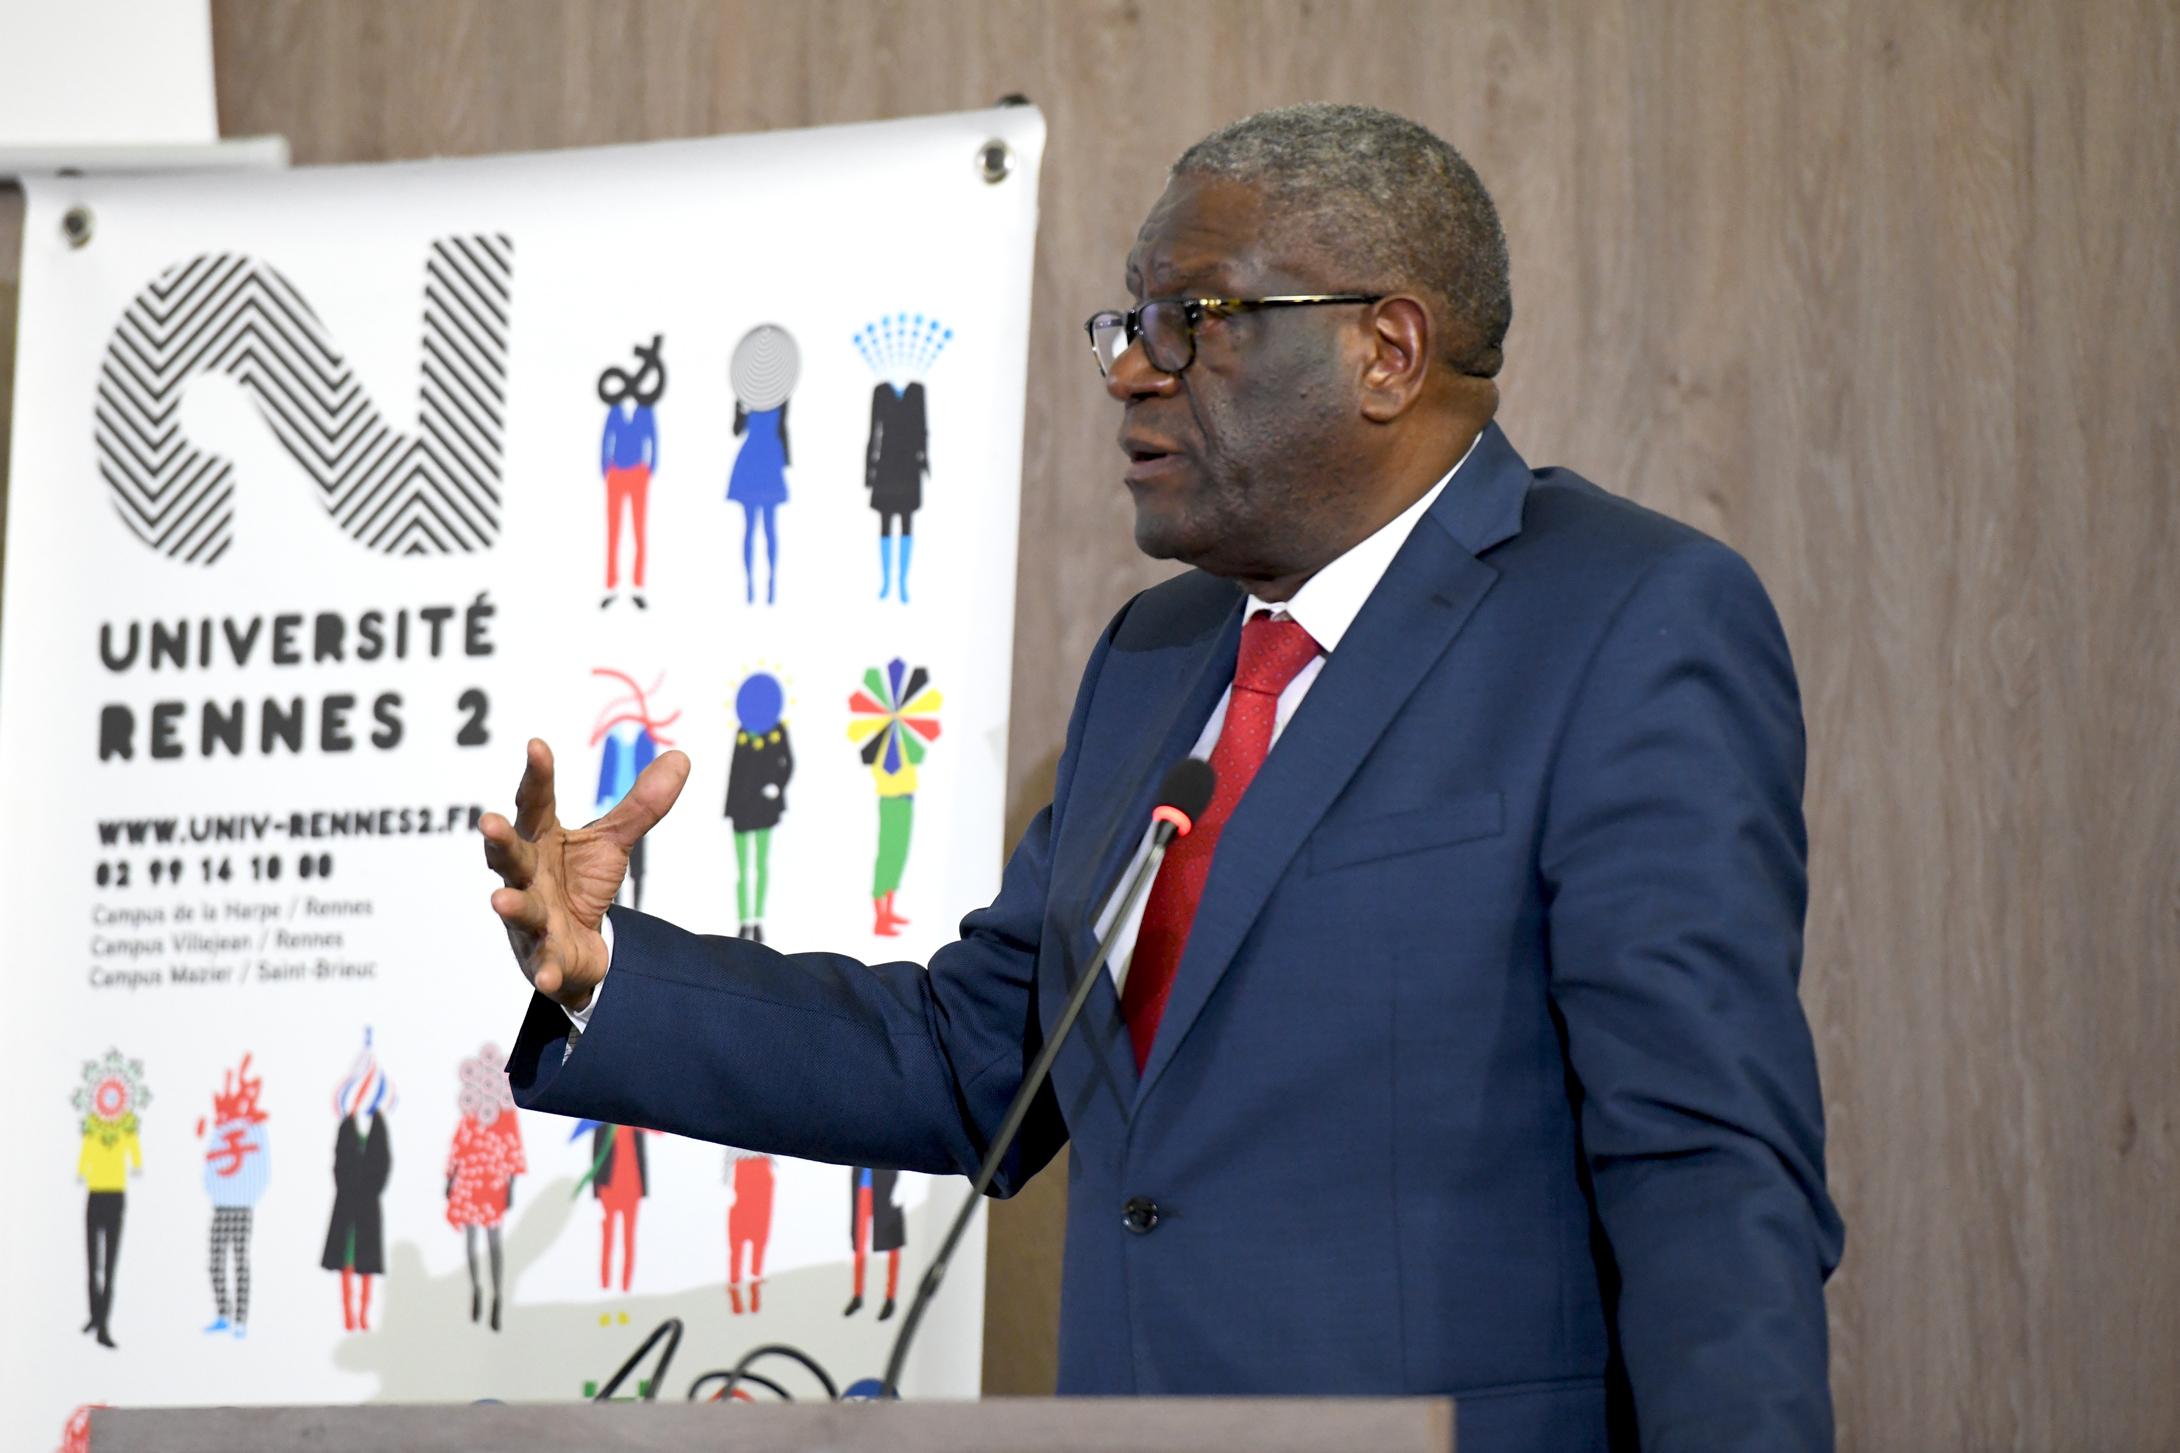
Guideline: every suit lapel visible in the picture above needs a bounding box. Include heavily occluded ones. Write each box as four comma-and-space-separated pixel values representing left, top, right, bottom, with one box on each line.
1046, 596, 1243, 1119
1132, 425, 1532, 1106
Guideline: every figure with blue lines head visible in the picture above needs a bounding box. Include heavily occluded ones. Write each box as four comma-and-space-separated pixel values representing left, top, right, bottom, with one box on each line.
727, 326, 798, 606
855, 312, 952, 602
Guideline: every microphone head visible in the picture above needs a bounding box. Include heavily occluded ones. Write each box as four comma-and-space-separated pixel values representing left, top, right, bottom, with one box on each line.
1158, 757, 1217, 821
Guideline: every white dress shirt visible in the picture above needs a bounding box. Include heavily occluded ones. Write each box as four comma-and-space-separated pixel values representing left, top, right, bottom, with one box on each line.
1093, 435, 1476, 993
565, 434, 1479, 1038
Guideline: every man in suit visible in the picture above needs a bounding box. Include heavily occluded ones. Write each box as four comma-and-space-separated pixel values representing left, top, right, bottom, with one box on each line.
485, 104, 1843, 1452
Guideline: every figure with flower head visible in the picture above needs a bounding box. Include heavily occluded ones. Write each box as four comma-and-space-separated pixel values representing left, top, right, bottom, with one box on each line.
320, 1029, 394, 1332
73, 1048, 148, 1349
445, 1044, 526, 1331
846, 658, 943, 936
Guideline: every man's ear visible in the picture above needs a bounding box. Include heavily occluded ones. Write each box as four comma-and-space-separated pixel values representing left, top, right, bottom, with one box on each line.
1357, 296, 1430, 423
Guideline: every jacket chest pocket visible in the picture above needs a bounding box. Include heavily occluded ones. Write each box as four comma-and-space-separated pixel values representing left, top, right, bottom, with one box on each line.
1306, 788, 1504, 875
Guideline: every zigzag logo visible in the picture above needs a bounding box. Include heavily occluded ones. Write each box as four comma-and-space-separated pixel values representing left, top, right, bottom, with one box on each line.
95, 235, 514, 564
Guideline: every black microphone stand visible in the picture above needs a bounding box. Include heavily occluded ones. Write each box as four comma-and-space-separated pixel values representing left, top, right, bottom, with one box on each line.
878, 803, 1194, 1396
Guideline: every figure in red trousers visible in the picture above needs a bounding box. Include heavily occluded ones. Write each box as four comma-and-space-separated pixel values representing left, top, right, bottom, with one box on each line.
725, 1147, 774, 1314
844, 1165, 904, 1320
596, 336, 665, 609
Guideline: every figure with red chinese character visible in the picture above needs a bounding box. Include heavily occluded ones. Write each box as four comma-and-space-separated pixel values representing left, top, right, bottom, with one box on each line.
445, 1045, 526, 1331
320, 1031, 394, 1333
196, 1053, 269, 1338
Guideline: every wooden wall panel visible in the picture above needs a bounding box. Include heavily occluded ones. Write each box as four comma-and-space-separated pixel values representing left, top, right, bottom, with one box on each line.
0, 1, 2171, 1442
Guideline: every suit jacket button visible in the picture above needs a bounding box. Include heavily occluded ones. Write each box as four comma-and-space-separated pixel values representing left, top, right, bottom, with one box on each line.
1121, 1196, 1160, 1234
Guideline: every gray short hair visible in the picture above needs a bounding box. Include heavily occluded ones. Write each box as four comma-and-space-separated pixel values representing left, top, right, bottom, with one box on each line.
1172, 104, 1512, 377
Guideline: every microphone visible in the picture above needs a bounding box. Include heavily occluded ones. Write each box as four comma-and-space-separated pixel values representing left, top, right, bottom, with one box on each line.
877, 757, 1216, 1397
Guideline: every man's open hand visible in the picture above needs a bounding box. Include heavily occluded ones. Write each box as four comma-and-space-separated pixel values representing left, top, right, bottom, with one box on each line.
480, 737, 689, 1012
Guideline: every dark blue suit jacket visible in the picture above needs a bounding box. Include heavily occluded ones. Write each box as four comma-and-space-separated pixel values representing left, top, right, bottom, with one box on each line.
509, 424, 1844, 1452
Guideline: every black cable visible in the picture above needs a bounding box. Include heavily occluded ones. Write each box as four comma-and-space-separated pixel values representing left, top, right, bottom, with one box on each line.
688, 1369, 793, 1402
718, 1343, 841, 1403
591, 1317, 682, 1402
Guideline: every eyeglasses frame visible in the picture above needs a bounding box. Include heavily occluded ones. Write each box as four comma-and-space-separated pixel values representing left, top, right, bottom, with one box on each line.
1083, 294, 1386, 377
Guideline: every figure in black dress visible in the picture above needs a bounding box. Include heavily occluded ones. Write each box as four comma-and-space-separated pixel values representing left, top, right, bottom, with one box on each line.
852, 312, 951, 603
320, 1032, 394, 1334
865, 382, 926, 602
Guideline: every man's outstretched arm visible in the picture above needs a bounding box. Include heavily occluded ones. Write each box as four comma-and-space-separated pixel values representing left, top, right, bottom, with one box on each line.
486, 612, 1126, 1190
505, 797, 1064, 1182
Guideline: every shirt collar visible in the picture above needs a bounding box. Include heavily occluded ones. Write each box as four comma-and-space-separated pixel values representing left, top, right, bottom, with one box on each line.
1246, 430, 1483, 653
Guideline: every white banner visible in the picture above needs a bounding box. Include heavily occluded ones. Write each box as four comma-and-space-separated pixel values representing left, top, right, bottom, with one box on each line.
0, 105, 1044, 1449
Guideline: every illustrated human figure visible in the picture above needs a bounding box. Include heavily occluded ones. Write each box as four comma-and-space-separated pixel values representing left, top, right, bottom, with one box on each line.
596, 334, 665, 609
853, 312, 951, 602
724, 1147, 774, 1315
843, 1165, 903, 1320
320, 1031, 394, 1334
591, 668, 679, 912
73, 1049, 149, 1350
573, 1120, 649, 1293
445, 1044, 526, 1332
196, 1053, 269, 1338
724, 671, 792, 942
57, 1405, 101, 1453
845, 659, 943, 935
726, 325, 798, 606
865, 382, 925, 602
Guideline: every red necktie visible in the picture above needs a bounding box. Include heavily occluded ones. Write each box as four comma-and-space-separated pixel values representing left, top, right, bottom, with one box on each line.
1120, 610, 1322, 1071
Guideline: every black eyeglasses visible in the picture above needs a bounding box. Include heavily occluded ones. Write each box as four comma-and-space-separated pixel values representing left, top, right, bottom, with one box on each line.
1084, 295, 1383, 377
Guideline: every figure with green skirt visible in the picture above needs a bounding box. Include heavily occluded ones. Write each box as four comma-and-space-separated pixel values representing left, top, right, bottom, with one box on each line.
846, 659, 942, 937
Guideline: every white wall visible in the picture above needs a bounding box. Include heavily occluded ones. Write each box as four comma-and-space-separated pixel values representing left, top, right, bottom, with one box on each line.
0, 0, 215, 146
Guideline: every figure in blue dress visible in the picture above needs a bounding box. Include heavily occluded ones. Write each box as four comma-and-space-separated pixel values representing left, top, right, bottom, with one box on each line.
727, 325, 799, 606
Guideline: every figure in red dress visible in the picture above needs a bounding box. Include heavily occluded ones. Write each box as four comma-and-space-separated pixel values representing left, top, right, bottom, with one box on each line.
444, 1045, 526, 1331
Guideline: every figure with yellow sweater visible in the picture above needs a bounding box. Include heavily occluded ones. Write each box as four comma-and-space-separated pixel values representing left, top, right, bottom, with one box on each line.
845, 659, 942, 936
73, 1049, 150, 1350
